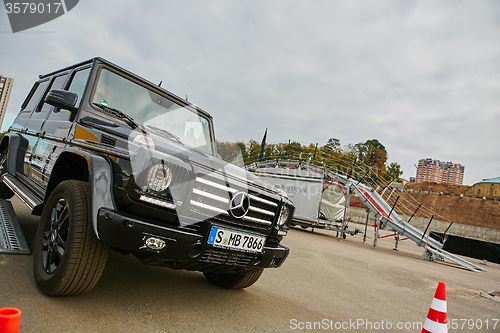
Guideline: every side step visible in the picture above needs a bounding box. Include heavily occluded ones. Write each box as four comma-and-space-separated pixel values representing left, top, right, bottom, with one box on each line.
0, 198, 30, 254
2, 174, 43, 210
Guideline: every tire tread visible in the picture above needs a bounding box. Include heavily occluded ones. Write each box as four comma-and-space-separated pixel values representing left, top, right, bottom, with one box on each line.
204, 269, 263, 290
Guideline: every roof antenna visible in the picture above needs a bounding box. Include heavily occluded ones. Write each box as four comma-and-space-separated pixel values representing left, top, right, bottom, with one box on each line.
186, 95, 188, 101
158, 81, 162, 87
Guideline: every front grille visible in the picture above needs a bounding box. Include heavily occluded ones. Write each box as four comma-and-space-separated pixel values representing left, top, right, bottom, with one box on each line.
165, 161, 191, 202
201, 248, 253, 266
189, 173, 278, 230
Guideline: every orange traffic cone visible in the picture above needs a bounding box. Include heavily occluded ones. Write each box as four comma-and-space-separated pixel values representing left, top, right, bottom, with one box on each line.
0, 307, 22, 333
422, 282, 447, 333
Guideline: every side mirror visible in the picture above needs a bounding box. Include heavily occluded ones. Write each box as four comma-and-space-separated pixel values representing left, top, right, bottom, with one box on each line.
44, 89, 78, 112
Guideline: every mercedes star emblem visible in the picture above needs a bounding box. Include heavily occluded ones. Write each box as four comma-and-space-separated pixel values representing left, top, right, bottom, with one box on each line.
229, 192, 250, 218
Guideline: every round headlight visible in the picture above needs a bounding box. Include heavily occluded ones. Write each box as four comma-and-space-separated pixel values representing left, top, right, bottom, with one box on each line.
277, 205, 289, 226
147, 164, 172, 192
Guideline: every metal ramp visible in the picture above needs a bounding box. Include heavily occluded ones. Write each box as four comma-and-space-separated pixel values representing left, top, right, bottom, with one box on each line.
0, 199, 30, 255
345, 180, 486, 273
249, 160, 486, 273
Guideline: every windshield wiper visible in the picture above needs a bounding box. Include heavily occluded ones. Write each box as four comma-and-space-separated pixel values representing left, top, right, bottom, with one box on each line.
92, 103, 139, 129
144, 124, 184, 146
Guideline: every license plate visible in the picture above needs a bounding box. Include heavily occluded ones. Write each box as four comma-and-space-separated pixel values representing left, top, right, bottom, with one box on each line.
207, 226, 265, 254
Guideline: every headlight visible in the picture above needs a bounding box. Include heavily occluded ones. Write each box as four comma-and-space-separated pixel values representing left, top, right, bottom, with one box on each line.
277, 205, 290, 226
147, 164, 172, 192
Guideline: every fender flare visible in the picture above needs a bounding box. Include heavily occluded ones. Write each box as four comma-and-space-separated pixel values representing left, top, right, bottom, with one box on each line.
87, 153, 116, 239
1, 133, 28, 176
42, 150, 117, 240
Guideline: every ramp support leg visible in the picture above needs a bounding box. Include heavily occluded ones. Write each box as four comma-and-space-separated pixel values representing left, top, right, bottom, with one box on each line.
340, 185, 350, 242
393, 233, 400, 251
363, 209, 370, 243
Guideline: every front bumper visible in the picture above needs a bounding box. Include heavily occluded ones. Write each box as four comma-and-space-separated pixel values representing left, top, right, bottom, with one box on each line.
97, 208, 290, 274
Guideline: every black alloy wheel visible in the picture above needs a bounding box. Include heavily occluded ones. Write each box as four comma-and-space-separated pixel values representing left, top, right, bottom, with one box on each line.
33, 180, 109, 296
40, 198, 70, 274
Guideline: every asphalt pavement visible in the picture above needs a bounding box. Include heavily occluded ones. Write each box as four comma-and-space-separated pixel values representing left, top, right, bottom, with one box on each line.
1, 196, 499, 332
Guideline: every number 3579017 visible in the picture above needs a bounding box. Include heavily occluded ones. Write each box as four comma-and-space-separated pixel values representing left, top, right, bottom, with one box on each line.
5, 3, 62, 14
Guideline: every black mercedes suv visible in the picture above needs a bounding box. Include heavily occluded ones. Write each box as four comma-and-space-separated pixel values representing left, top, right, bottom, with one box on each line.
0, 57, 293, 296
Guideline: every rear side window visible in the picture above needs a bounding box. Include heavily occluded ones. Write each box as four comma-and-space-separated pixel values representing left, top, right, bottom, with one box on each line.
40, 74, 68, 112
23, 80, 50, 111
68, 67, 90, 107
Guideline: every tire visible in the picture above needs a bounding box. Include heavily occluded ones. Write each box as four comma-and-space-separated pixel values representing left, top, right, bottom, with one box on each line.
33, 180, 109, 296
203, 269, 263, 290
0, 147, 14, 199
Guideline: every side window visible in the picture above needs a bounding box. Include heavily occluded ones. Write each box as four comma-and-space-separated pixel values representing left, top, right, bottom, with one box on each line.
42, 69, 89, 134
40, 74, 68, 112
23, 80, 50, 112
68, 67, 90, 107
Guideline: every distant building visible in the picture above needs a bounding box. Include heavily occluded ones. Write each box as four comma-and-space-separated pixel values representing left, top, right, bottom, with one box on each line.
0, 76, 14, 130
467, 177, 500, 198
415, 158, 464, 185
409, 177, 416, 183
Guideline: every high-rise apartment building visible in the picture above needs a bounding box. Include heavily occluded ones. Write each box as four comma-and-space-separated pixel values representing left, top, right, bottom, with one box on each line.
415, 158, 464, 185
0, 76, 14, 130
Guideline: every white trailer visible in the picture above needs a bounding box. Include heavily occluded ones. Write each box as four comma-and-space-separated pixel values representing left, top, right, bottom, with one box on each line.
248, 161, 360, 238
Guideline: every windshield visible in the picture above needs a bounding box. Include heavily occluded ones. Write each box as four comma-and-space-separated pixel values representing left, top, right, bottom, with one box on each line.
92, 68, 214, 155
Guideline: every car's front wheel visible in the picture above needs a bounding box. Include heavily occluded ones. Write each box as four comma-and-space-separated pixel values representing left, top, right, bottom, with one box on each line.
203, 269, 263, 290
33, 180, 109, 296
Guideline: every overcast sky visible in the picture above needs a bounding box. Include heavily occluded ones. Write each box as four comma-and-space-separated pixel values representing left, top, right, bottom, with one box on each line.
1, 0, 499, 185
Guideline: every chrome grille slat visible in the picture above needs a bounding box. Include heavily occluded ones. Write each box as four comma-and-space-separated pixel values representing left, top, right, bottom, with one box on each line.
190, 200, 228, 215
192, 188, 229, 204
242, 215, 272, 225
190, 174, 280, 230
249, 194, 277, 207
196, 177, 238, 193
249, 206, 275, 217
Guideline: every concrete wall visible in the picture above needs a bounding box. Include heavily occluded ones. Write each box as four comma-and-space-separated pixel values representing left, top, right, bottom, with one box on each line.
346, 207, 500, 244
467, 183, 500, 199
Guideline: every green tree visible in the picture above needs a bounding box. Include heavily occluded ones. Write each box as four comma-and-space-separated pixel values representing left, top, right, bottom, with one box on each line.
386, 162, 403, 182
287, 141, 303, 160
216, 141, 245, 167
324, 138, 340, 152
354, 139, 387, 170
236, 142, 248, 164
302, 143, 322, 164
321, 138, 342, 169
246, 140, 262, 164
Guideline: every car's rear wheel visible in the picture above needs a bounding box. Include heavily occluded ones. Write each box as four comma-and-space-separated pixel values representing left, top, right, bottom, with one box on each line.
0, 147, 14, 199
203, 269, 263, 290
33, 180, 109, 296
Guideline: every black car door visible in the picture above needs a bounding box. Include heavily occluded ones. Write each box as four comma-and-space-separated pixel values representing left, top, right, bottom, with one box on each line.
35, 66, 91, 187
